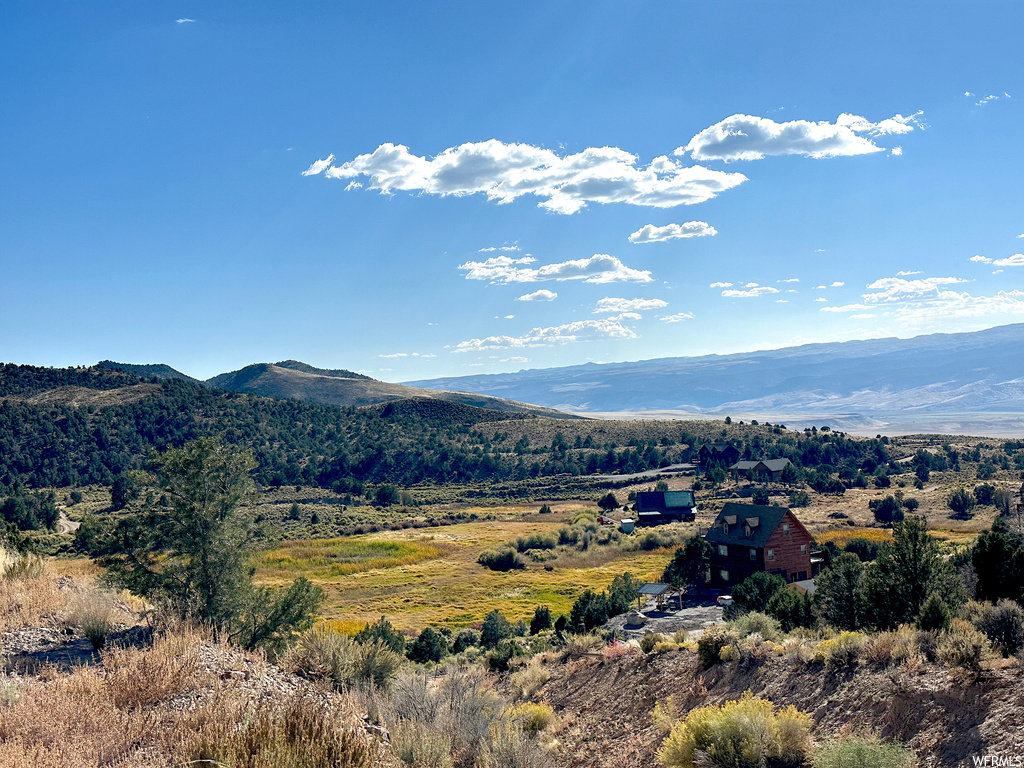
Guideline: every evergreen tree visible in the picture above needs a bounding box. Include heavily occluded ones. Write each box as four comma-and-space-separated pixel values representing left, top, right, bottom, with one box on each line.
81, 438, 322, 655
662, 535, 712, 593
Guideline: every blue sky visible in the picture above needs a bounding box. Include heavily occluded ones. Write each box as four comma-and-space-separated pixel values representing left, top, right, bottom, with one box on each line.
2, 1, 1021, 381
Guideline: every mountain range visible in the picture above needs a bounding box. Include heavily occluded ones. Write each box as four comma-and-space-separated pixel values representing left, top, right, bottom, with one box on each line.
404, 323, 1024, 423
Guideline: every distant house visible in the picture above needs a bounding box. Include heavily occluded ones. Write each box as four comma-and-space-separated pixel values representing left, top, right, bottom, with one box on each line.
697, 442, 740, 467
704, 502, 815, 588
633, 490, 696, 526
728, 458, 792, 482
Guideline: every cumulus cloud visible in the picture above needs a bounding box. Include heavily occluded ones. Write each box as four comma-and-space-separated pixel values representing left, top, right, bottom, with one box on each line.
831, 281, 845, 287
722, 286, 780, 298
453, 315, 639, 351
459, 253, 652, 284
516, 289, 558, 302
993, 254, 1024, 267
897, 270, 922, 276
710, 281, 733, 288
971, 255, 993, 263
890, 146, 903, 156
1017, 234, 1023, 239
593, 297, 668, 313
628, 221, 717, 244
814, 298, 828, 302
379, 353, 408, 358
306, 140, 748, 214
863, 276, 968, 302
778, 278, 799, 283
661, 312, 694, 323
302, 155, 336, 176
680, 112, 923, 162
479, 244, 520, 252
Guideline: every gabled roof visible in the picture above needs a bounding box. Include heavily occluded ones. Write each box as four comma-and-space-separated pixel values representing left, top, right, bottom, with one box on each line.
635, 490, 695, 514
705, 503, 791, 549
760, 458, 792, 472
729, 460, 761, 471
728, 458, 792, 473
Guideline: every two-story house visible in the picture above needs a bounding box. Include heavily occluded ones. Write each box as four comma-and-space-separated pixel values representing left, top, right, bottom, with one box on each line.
704, 502, 815, 588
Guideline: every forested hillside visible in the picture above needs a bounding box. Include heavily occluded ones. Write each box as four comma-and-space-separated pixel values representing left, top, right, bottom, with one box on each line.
0, 363, 918, 499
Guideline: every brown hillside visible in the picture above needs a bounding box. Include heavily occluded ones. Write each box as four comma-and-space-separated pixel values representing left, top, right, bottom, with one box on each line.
535, 646, 1024, 768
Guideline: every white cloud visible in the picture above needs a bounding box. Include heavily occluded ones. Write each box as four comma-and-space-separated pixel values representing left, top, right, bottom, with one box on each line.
420, 354, 437, 358
503, 315, 515, 319
1016, 234, 1023, 239
309, 140, 748, 214
820, 303, 871, 313
863, 276, 968, 302
459, 253, 651, 284
896, 270, 922, 276
830, 281, 845, 287
722, 286, 780, 298
813, 285, 827, 290
479, 244, 520, 252
302, 155, 335, 176
501, 357, 531, 363
516, 289, 558, 302
778, 278, 799, 283
849, 313, 877, 319
379, 352, 408, 358
993, 254, 1024, 267
775, 299, 789, 303
744, 282, 759, 288
710, 281, 733, 288
890, 146, 903, 156
971, 255, 993, 263
593, 297, 668, 313
660, 312, 694, 323
681, 112, 923, 161
453, 315, 640, 351
628, 221, 717, 244
176, 18, 195, 23
814, 298, 828, 302
976, 94, 1002, 106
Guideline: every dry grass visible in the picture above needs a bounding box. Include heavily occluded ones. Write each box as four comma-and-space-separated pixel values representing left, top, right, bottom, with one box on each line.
814, 527, 894, 548
255, 537, 446, 581
255, 520, 673, 631
0, 552, 67, 634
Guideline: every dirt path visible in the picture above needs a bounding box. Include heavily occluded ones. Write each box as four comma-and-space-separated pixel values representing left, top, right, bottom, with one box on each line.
56, 509, 80, 535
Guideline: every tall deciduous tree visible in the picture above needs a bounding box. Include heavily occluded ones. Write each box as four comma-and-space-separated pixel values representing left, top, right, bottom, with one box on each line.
82, 438, 322, 655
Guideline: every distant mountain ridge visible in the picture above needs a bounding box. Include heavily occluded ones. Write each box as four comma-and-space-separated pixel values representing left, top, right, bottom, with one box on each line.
404, 323, 1024, 415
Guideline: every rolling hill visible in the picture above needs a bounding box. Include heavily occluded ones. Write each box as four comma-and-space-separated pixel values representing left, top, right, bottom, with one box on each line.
205, 361, 576, 419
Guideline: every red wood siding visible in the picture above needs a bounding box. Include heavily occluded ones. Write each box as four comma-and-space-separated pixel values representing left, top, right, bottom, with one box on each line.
763, 511, 814, 582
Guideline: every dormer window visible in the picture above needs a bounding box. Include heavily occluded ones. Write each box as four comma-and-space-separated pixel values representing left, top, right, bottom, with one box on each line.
744, 525, 752, 537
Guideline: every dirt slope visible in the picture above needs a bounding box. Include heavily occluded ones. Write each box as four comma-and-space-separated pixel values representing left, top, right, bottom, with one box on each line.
537, 648, 1024, 768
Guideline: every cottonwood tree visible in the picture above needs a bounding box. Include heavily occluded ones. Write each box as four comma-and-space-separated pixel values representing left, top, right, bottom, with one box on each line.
82, 438, 322, 656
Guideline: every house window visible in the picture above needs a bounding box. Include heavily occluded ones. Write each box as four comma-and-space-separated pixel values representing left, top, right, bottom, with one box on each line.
718, 544, 728, 557
767, 548, 775, 561
720, 569, 729, 583
783, 523, 790, 535
800, 544, 808, 555
749, 548, 756, 560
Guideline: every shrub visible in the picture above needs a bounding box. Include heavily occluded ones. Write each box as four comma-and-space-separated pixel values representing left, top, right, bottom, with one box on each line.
480, 610, 512, 648
728, 612, 782, 642
486, 638, 517, 671
391, 720, 453, 768
508, 660, 550, 699
947, 487, 976, 518
672, 629, 689, 644
842, 538, 880, 562
972, 599, 1024, 657
507, 702, 554, 734
180, 692, 377, 768
477, 547, 524, 572
563, 632, 605, 657
697, 627, 740, 669
813, 735, 916, 768
731, 572, 787, 615
916, 593, 951, 632
477, 718, 548, 768
766, 588, 812, 632
657, 692, 812, 768
513, 532, 558, 553
538, 504, 552, 514
815, 631, 868, 667
65, 591, 121, 650
408, 627, 448, 664
788, 490, 811, 508
355, 615, 407, 654
938, 619, 990, 677
452, 628, 480, 654
529, 606, 552, 635
641, 633, 667, 654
